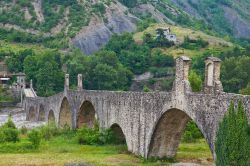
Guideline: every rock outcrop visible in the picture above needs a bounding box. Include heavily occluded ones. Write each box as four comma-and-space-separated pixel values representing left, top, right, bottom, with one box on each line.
72, 2, 138, 55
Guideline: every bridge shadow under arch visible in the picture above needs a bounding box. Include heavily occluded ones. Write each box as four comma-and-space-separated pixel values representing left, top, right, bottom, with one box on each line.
38, 105, 45, 121
48, 109, 55, 124
110, 123, 127, 145
27, 106, 36, 121
77, 101, 96, 128
148, 108, 211, 158
59, 97, 72, 128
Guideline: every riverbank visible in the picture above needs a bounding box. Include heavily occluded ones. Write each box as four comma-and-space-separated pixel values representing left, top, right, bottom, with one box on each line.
0, 135, 213, 166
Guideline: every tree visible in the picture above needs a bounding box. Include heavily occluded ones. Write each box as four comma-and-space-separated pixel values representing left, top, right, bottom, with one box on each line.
188, 70, 202, 92
240, 82, 250, 95
215, 101, 250, 165
36, 61, 64, 96
24, 51, 64, 96
151, 49, 174, 67
221, 56, 250, 93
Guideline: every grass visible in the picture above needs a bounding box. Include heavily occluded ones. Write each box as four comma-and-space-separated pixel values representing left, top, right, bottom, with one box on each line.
0, 133, 213, 166
133, 23, 234, 58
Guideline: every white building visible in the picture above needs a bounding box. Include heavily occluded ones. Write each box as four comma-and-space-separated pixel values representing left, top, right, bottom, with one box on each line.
156, 27, 177, 44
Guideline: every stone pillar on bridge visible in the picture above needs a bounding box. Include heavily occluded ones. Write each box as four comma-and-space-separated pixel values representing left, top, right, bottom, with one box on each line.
64, 74, 69, 91
77, 74, 83, 91
173, 56, 192, 94
172, 56, 192, 109
203, 57, 223, 94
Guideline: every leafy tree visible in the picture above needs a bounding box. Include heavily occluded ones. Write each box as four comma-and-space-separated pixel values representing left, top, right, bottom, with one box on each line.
36, 61, 64, 96
221, 56, 250, 93
67, 49, 132, 91
215, 101, 250, 165
240, 82, 250, 95
6, 49, 33, 73
151, 49, 174, 67
188, 70, 202, 92
24, 51, 64, 96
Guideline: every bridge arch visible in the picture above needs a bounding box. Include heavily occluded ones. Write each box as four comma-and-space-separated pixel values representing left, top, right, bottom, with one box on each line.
77, 100, 96, 128
38, 105, 45, 121
27, 106, 36, 121
48, 109, 55, 124
147, 108, 211, 158
110, 123, 127, 145
59, 97, 72, 128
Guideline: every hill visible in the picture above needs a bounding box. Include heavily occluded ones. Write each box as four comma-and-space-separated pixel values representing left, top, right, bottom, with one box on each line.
0, 0, 249, 55
134, 23, 233, 57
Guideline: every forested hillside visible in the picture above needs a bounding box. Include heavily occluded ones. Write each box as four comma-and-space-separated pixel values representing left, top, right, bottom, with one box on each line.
0, 0, 249, 54
0, 0, 250, 97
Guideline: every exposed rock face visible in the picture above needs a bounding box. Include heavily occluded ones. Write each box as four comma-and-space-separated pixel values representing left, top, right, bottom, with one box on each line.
72, 16, 137, 55
32, 0, 44, 23
72, 2, 138, 55
170, 0, 250, 39
133, 4, 175, 24
223, 6, 250, 39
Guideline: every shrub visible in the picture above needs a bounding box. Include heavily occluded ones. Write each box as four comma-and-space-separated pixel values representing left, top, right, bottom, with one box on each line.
143, 85, 150, 92
77, 125, 120, 145
28, 129, 41, 149
215, 101, 250, 165
39, 123, 59, 140
1, 128, 19, 143
182, 121, 203, 143
77, 126, 100, 145
99, 128, 118, 145
20, 126, 28, 135
0, 117, 19, 143
2, 116, 17, 129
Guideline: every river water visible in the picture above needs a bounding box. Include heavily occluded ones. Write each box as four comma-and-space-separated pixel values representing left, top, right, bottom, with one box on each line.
0, 107, 45, 129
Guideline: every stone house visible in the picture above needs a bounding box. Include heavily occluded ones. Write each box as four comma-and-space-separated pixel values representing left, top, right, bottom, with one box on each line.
0, 61, 11, 85
156, 27, 177, 44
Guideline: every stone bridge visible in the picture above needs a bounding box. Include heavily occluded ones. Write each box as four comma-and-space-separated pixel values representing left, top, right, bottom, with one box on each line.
24, 56, 250, 159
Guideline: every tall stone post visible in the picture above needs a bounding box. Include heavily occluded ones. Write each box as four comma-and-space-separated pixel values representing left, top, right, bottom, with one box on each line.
173, 56, 192, 93
30, 79, 33, 89
203, 57, 223, 94
172, 56, 192, 109
77, 74, 83, 91
64, 74, 69, 91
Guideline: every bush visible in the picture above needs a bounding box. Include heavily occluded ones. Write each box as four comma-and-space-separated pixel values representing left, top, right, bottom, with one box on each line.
2, 116, 17, 129
77, 125, 120, 145
77, 126, 100, 145
215, 101, 250, 165
181, 36, 209, 50
28, 129, 41, 149
1, 128, 19, 143
182, 121, 203, 143
39, 123, 59, 140
20, 126, 28, 135
0, 117, 19, 143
